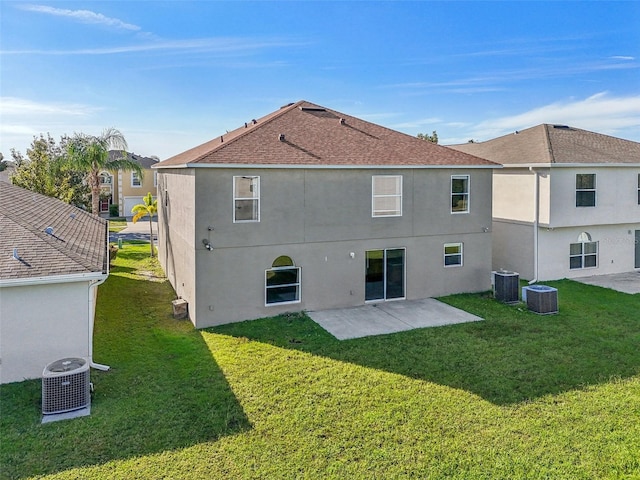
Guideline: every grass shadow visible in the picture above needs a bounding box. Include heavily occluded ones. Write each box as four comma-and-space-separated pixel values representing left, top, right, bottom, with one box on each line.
0, 255, 250, 479
209, 279, 640, 406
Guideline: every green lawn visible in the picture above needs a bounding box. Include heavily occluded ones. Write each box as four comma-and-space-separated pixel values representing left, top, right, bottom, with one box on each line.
107, 218, 127, 233
1, 244, 639, 479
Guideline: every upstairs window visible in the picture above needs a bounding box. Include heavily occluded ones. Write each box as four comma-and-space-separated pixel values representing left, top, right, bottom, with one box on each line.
570, 232, 598, 269
576, 174, 596, 207
99, 172, 112, 185
637, 174, 639, 205
265, 256, 300, 305
451, 175, 469, 213
234, 176, 260, 222
131, 171, 142, 187
372, 175, 402, 217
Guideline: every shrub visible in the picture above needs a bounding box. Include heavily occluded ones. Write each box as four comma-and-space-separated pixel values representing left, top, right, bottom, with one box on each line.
109, 203, 119, 217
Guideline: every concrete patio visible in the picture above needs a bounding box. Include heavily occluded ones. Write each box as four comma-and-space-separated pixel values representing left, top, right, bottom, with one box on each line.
307, 298, 483, 340
573, 271, 640, 295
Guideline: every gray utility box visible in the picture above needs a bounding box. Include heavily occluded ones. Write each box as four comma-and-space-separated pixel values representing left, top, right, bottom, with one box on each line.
493, 271, 520, 304
526, 285, 558, 314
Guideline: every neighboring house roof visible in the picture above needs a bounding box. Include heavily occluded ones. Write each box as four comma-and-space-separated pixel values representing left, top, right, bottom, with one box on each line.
108, 150, 159, 169
0, 182, 108, 281
449, 124, 640, 165
155, 100, 497, 168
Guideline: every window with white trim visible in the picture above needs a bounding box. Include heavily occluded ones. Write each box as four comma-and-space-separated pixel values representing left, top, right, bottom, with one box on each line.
372, 175, 402, 217
637, 174, 639, 205
154, 171, 158, 187
234, 176, 260, 222
576, 174, 596, 207
131, 171, 142, 187
99, 172, 112, 185
265, 256, 300, 305
444, 243, 463, 267
570, 232, 598, 269
451, 175, 469, 213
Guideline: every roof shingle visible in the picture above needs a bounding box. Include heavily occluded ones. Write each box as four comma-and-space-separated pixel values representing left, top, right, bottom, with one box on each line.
449, 124, 640, 165
155, 101, 497, 168
0, 182, 108, 280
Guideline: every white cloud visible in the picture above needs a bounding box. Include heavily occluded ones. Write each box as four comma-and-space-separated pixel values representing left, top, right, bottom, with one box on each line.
610, 56, 635, 61
1, 37, 307, 56
20, 4, 140, 31
0, 97, 100, 117
466, 92, 640, 141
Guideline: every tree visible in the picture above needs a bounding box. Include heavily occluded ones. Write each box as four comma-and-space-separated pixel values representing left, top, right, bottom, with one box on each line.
131, 192, 158, 257
66, 128, 143, 215
10, 134, 89, 208
417, 131, 438, 144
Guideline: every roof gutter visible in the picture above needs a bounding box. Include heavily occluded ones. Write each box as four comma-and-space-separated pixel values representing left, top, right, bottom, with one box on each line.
0, 271, 107, 288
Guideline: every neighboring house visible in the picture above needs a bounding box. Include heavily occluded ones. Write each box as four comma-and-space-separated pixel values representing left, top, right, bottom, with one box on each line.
450, 125, 640, 281
100, 151, 158, 217
153, 101, 499, 328
0, 181, 109, 384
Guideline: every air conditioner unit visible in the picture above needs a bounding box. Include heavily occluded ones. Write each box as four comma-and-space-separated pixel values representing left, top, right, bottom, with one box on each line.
42, 357, 90, 415
492, 270, 520, 304
526, 285, 558, 315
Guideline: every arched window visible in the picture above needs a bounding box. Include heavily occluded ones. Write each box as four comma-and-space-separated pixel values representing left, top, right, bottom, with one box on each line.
99, 171, 112, 185
265, 256, 300, 305
570, 232, 598, 269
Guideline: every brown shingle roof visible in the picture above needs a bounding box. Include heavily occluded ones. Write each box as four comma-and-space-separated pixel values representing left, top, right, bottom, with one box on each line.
0, 182, 108, 281
155, 101, 497, 168
449, 124, 640, 165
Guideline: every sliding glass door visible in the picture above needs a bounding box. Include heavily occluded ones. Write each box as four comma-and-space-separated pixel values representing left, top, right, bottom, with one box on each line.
365, 248, 405, 301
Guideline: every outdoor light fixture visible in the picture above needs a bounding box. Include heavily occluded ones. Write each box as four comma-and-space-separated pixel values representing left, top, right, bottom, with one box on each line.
202, 239, 213, 251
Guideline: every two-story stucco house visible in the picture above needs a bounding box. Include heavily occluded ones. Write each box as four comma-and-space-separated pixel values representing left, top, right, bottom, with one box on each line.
153, 101, 499, 328
99, 151, 158, 217
450, 124, 640, 281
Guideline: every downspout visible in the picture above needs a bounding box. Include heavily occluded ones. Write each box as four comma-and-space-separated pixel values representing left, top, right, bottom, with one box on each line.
88, 276, 109, 371
529, 166, 539, 285
89, 220, 110, 371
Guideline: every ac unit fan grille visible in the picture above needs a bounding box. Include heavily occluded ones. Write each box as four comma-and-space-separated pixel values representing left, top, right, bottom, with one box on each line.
42, 358, 90, 415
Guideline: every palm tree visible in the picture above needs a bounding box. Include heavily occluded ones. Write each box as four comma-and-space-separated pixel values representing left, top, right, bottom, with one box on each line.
66, 128, 143, 215
131, 192, 158, 257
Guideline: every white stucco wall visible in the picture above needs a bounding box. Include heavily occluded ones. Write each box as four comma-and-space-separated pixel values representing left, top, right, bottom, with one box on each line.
0, 281, 91, 384
549, 167, 640, 228
537, 224, 640, 281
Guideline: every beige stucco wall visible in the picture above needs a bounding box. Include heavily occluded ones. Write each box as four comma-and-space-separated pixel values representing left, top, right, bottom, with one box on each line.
0, 281, 91, 384
491, 219, 535, 280
157, 170, 196, 312
158, 166, 495, 327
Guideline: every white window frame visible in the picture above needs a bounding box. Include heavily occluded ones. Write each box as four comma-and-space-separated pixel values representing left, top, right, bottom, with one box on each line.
575, 173, 596, 207
131, 171, 142, 188
451, 175, 470, 214
265, 265, 301, 306
569, 240, 598, 270
372, 175, 402, 217
154, 171, 158, 187
444, 242, 463, 267
233, 176, 260, 223
637, 173, 639, 205
99, 171, 112, 185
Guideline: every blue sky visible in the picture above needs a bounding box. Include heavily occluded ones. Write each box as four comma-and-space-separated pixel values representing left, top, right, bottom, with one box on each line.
1, 1, 639, 160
